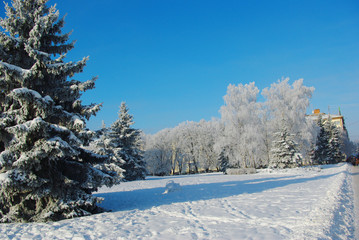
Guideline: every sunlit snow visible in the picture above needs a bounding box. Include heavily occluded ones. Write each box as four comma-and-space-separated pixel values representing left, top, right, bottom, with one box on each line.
0, 163, 355, 239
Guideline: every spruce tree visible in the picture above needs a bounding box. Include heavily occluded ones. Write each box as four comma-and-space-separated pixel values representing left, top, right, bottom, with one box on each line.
313, 116, 345, 165
107, 102, 146, 181
325, 117, 345, 164
0, 0, 121, 222
269, 124, 302, 169
313, 116, 331, 164
218, 149, 229, 173
329, 127, 345, 163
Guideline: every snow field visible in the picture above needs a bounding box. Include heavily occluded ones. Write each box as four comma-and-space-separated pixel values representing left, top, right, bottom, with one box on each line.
0, 163, 355, 240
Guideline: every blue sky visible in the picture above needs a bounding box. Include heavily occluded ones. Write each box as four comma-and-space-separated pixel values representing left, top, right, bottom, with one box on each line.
2, 0, 359, 141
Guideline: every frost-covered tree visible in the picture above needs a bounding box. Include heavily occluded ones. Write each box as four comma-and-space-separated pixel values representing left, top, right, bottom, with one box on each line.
176, 121, 202, 173
262, 78, 316, 161
144, 129, 173, 176
269, 123, 302, 169
0, 0, 121, 222
109, 102, 146, 181
219, 82, 266, 168
196, 119, 221, 172
168, 127, 187, 174
217, 78, 315, 169
144, 119, 222, 175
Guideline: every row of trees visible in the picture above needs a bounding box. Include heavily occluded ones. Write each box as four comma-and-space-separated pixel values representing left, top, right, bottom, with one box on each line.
144, 120, 221, 175
143, 79, 350, 175
0, 0, 145, 223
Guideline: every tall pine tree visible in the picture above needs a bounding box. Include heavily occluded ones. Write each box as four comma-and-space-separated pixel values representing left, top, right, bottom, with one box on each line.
107, 102, 146, 181
0, 0, 121, 222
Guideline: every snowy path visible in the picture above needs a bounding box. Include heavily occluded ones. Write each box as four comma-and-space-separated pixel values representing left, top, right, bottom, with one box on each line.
352, 166, 359, 239
0, 163, 355, 239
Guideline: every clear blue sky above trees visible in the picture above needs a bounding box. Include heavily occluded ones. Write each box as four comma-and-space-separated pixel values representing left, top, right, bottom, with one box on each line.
1, 0, 358, 140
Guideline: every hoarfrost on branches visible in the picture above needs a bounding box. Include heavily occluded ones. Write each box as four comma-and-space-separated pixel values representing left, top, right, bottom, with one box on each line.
219, 82, 267, 168
143, 78, 319, 175
262, 78, 316, 161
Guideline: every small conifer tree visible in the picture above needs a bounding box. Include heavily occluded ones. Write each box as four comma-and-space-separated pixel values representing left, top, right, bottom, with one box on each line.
218, 149, 229, 173
107, 102, 146, 181
269, 124, 302, 169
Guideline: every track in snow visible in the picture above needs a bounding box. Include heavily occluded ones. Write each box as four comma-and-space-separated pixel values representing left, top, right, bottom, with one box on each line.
0, 163, 355, 240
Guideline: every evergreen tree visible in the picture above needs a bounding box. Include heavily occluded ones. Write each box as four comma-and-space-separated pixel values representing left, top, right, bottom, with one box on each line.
0, 0, 121, 222
218, 149, 229, 173
269, 124, 302, 169
313, 116, 345, 165
313, 116, 331, 164
325, 117, 345, 164
108, 102, 146, 181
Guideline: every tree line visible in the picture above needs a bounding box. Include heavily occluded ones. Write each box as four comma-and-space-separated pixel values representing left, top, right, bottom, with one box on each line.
142, 80, 353, 175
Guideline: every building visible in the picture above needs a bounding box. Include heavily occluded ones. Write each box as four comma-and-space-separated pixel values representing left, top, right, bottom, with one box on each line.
307, 109, 345, 130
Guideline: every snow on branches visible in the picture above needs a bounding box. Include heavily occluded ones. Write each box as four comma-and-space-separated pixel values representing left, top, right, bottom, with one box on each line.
0, 0, 120, 223
143, 78, 321, 175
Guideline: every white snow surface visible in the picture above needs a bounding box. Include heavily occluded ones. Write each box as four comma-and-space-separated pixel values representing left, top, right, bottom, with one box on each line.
0, 163, 355, 239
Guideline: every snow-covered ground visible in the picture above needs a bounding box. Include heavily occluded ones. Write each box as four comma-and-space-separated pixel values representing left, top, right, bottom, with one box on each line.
0, 163, 355, 239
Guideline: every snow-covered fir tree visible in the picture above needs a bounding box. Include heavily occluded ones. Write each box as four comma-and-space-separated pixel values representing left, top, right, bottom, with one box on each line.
269, 123, 302, 169
218, 149, 229, 173
324, 117, 345, 164
0, 0, 122, 222
312, 116, 330, 164
328, 126, 345, 163
108, 102, 146, 181
312, 116, 345, 165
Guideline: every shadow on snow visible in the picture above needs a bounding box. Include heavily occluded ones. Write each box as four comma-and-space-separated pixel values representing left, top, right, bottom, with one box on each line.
95, 171, 342, 212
